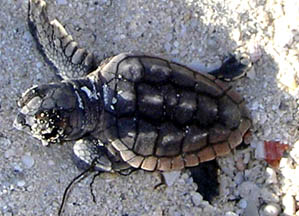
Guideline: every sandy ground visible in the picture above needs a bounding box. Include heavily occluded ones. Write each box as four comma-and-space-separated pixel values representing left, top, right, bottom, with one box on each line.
0, 0, 298, 215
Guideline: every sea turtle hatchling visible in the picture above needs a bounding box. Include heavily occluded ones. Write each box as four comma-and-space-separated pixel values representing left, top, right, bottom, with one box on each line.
14, 0, 251, 197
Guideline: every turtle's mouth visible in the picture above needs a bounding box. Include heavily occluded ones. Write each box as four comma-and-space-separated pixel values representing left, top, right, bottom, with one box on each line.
14, 109, 68, 146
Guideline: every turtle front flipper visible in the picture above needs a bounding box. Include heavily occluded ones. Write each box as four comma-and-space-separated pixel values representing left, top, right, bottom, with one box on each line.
73, 139, 113, 172
73, 138, 131, 173
28, 0, 96, 80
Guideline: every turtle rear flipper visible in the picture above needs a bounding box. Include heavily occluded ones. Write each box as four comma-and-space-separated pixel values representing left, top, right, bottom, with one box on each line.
208, 55, 248, 81
28, 0, 96, 80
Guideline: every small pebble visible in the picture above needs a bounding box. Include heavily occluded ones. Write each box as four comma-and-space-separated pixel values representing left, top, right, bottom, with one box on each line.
4, 149, 15, 158
171, 49, 179, 55
278, 71, 298, 90
251, 101, 259, 110
249, 44, 263, 63
21, 155, 35, 169
225, 211, 238, 216
244, 198, 259, 216
0, 137, 11, 146
243, 152, 251, 164
56, 0, 67, 5
260, 203, 281, 216
36, 73, 43, 80
36, 62, 43, 68
173, 41, 179, 48
207, 38, 218, 49
120, 34, 126, 40
236, 157, 245, 171
265, 167, 277, 184
13, 164, 23, 173
255, 141, 265, 159
48, 160, 55, 166
239, 181, 260, 199
17, 180, 26, 187
164, 43, 171, 52
238, 199, 248, 209
246, 66, 256, 80
162, 171, 181, 186
260, 188, 280, 203
23, 31, 33, 42
191, 192, 203, 206
282, 194, 296, 216
165, 33, 172, 42
234, 172, 244, 185
152, 207, 163, 216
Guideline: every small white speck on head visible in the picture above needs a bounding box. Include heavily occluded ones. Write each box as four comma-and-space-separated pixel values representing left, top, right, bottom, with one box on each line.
185, 125, 190, 133
81, 86, 92, 97
112, 97, 117, 104
81, 86, 99, 100
103, 84, 109, 106
202, 132, 208, 137
83, 78, 100, 100
75, 90, 84, 109
91, 82, 99, 99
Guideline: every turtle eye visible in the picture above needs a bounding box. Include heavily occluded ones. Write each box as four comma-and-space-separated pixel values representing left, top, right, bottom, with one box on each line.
13, 112, 31, 132
16, 113, 27, 126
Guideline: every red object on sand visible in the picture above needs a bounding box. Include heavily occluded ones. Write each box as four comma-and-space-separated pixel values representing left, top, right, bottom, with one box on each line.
264, 141, 289, 168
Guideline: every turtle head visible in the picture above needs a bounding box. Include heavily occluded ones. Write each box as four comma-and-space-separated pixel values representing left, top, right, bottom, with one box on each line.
14, 82, 92, 146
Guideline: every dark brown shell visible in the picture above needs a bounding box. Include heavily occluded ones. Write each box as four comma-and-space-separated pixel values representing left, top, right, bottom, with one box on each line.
90, 53, 251, 172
